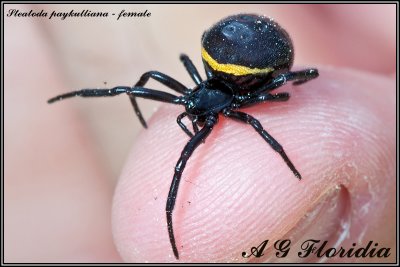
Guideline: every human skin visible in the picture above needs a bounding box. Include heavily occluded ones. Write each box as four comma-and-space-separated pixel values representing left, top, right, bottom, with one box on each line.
4, 4, 395, 263
112, 67, 395, 262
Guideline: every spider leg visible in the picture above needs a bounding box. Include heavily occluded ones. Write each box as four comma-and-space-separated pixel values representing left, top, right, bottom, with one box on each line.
205, 69, 213, 79
177, 112, 194, 138
222, 109, 301, 179
255, 68, 319, 94
237, 92, 290, 109
131, 71, 191, 128
180, 54, 203, 85
192, 117, 200, 134
48, 86, 185, 106
291, 68, 319, 86
166, 115, 218, 259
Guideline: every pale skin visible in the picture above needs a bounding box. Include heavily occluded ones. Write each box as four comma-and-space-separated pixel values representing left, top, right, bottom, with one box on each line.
5, 4, 395, 263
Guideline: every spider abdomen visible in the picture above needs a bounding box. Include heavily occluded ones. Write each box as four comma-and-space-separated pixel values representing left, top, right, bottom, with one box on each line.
201, 14, 294, 92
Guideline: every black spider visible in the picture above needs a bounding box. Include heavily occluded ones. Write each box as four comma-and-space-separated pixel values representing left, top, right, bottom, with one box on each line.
48, 14, 318, 259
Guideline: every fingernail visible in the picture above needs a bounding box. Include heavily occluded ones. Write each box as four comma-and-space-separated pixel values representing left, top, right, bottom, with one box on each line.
268, 185, 351, 263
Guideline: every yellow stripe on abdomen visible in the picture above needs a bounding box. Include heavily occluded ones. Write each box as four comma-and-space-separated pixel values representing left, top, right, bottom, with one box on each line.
201, 47, 274, 76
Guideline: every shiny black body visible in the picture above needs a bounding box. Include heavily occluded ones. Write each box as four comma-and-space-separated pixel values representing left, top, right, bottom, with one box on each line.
202, 14, 295, 92
203, 15, 293, 70
186, 79, 233, 121
48, 14, 318, 260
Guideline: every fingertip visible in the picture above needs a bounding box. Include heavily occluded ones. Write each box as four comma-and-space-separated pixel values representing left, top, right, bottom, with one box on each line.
112, 66, 395, 262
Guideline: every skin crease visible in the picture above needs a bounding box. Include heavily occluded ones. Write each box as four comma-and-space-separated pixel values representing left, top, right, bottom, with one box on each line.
4, 4, 395, 263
